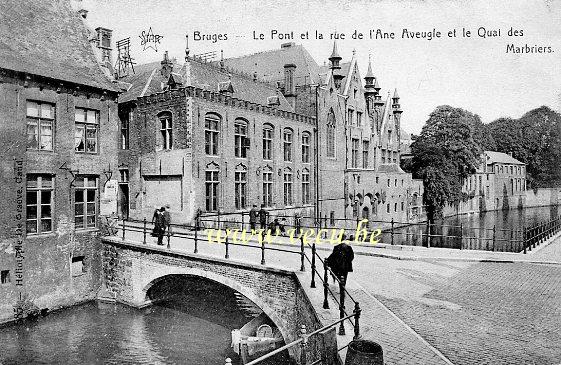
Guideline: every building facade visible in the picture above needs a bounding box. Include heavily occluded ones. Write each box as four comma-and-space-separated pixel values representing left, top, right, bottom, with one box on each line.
0, 0, 120, 322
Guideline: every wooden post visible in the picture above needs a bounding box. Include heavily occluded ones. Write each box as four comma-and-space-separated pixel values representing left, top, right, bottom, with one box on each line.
143, 217, 147, 244
353, 302, 362, 340
338, 275, 346, 336
225, 234, 229, 259
300, 233, 305, 272
194, 214, 199, 254
122, 217, 126, 241
459, 222, 463, 250
323, 263, 330, 309
492, 225, 496, 252
427, 221, 431, 248
260, 232, 266, 265
311, 241, 317, 288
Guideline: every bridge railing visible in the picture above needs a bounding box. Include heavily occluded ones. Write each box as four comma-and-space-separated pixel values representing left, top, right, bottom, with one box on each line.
521, 214, 561, 253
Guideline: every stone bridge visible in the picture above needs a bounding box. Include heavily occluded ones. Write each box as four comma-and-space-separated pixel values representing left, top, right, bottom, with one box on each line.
100, 237, 334, 360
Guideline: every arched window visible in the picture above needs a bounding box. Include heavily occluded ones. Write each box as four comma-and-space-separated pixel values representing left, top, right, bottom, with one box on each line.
301, 132, 311, 163
158, 112, 172, 150
326, 109, 335, 158
205, 113, 220, 156
263, 124, 273, 160
234, 119, 248, 158
283, 129, 293, 162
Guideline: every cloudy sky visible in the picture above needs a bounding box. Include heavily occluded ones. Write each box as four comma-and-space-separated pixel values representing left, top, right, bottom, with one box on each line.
81, 0, 561, 134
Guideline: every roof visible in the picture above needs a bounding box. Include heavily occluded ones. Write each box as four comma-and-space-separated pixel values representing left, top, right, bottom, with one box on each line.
319, 62, 352, 87
378, 164, 405, 173
0, 0, 118, 92
485, 151, 525, 165
220, 43, 321, 86
119, 58, 293, 111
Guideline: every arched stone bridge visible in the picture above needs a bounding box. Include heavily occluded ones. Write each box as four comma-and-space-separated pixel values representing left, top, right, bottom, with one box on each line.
100, 237, 327, 353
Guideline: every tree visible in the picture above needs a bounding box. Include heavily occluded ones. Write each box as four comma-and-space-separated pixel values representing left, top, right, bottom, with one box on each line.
489, 106, 561, 188
411, 106, 483, 222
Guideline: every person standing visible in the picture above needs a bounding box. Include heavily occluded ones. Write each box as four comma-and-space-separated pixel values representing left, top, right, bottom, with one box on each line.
156, 206, 166, 245
249, 204, 259, 232
258, 204, 268, 230
326, 240, 354, 284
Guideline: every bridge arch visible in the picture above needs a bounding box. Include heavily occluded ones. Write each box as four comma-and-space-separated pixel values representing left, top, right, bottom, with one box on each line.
140, 267, 290, 343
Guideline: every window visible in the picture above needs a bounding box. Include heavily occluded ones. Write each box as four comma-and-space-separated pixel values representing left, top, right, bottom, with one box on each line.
394, 203, 397, 212
348, 109, 354, 125
386, 203, 390, 213
120, 111, 129, 150
234, 170, 247, 209
381, 149, 386, 164
387, 179, 390, 187
357, 111, 362, 126
75, 108, 99, 153
234, 120, 248, 158
205, 169, 219, 211
388, 130, 392, 144
330, 211, 335, 226
263, 125, 273, 160
283, 129, 293, 162
302, 133, 310, 163
26, 175, 53, 234
395, 179, 398, 187
205, 114, 220, 155
302, 169, 310, 205
362, 141, 369, 168
351, 138, 359, 168
283, 170, 293, 206
1, 270, 10, 285
26, 101, 54, 151
74, 176, 98, 229
510, 166, 513, 174
120, 169, 129, 182
327, 110, 336, 158
159, 113, 173, 150
401, 202, 404, 211
71, 256, 85, 276
263, 169, 273, 207
376, 177, 379, 184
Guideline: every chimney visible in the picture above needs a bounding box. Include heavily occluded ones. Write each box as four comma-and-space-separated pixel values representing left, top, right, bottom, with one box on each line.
283, 63, 296, 110
161, 51, 173, 80
95, 27, 113, 68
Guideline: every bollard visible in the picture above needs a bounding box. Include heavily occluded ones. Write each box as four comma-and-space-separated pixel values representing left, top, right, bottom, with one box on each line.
353, 302, 362, 340
338, 275, 346, 335
300, 325, 308, 365
391, 218, 394, 245
122, 217, 126, 241
143, 217, 147, 244
323, 263, 330, 309
225, 234, 229, 259
459, 222, 463, 250
166, 224, 171, 249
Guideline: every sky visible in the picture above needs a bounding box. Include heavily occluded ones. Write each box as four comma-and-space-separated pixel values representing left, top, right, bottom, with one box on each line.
80, 0, 561, 134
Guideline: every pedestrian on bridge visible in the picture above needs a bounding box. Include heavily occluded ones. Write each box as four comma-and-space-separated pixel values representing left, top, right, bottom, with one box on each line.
259, 204, 269, 230
249, 204, 259, 232
155, 207, 166, 245
326, 240, 354, 285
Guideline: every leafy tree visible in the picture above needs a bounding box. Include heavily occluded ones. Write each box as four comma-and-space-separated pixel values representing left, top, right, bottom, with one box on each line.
489, 106, 561, 188
466, 111, 497, 151
411, 106, 483, 222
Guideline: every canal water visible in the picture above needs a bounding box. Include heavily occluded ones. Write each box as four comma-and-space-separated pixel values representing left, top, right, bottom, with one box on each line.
0, 277, 290, 365
389, 205, 559, 251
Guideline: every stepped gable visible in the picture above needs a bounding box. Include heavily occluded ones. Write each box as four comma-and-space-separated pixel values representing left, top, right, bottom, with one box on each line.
120, 58, 293, 111
0, 0, 118, 92
220, 43, 321, 86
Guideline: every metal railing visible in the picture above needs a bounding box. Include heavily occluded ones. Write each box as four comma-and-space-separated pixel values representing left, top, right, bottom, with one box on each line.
521, 214, 561, 253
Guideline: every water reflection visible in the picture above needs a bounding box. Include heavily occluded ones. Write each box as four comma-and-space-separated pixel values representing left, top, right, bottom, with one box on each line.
0, 276, 291, 365
386, 205, 559, 252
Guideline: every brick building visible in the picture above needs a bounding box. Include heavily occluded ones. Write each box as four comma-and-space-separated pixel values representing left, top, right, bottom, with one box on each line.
117, 42, 423, 228
0, 0, 119, 322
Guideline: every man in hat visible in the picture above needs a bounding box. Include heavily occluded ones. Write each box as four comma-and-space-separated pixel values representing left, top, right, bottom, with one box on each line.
326, 238, 354, 285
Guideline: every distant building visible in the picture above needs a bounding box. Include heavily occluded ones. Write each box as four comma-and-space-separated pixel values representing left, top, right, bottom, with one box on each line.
0, 0, 119, 322
447, 151, 527, 215
117, 42, 423, 228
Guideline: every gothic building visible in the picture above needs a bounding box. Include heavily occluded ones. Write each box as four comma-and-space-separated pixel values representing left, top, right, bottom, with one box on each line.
117, 42, 423, 228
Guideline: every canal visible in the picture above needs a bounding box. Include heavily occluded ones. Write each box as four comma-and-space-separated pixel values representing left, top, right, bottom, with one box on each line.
389, 205, 560, 251
0, 277, 290, 365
